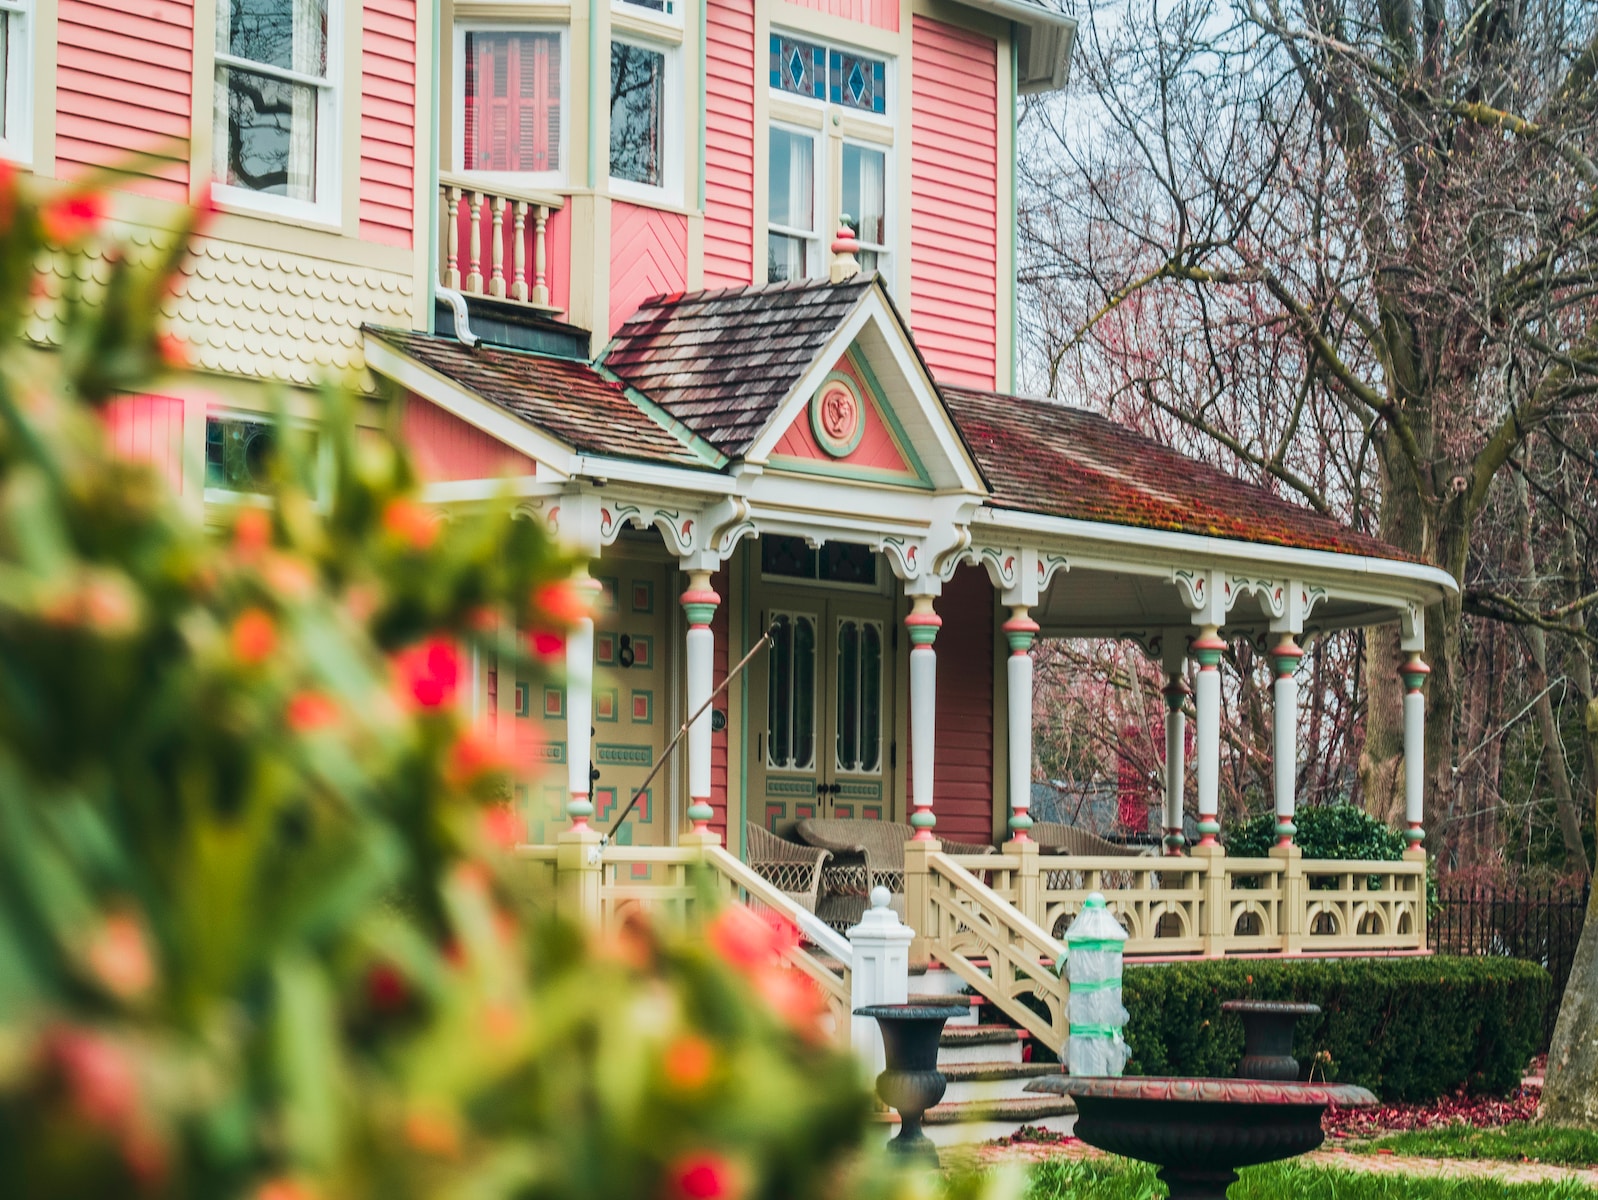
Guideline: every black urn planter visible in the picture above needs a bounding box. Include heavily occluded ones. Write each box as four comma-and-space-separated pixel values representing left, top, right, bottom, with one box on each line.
854, 1003, 962, 1166
1220, 1000, 1321, 1082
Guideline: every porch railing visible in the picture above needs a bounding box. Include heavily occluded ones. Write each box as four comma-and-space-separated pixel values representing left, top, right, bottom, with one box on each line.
438, 173, 563, 314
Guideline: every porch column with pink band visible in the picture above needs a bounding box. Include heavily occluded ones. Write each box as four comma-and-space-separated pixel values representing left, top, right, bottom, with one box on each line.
1003, 605, 1039, 839
906, 591, 942, 841
1190, 626, 1226, 851
565, 570, 602, 829
1271, 634, 1305, 847
681, 570, 721, 838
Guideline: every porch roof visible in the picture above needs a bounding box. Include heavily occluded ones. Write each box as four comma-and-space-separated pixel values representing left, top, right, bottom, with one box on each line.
942, 385, 1415, 564
366, 328, 712, 470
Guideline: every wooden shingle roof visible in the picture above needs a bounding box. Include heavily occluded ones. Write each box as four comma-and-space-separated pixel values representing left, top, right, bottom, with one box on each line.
941, 385, 1413, 562
600, 278, 874, 455
367, 329, 709, 469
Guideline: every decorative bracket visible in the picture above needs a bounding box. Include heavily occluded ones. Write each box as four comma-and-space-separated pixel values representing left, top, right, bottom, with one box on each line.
1231, 575, 1288, 621
881, 535, 924, 582
1174, 567, 1236, 628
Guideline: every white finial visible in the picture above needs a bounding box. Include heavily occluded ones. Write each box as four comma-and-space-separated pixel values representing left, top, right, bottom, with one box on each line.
830, 217, 861, 284
870, 885, 891, 910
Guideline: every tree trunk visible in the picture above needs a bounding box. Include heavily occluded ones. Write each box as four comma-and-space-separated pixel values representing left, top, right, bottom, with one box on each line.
1542, 703, 1598, 1127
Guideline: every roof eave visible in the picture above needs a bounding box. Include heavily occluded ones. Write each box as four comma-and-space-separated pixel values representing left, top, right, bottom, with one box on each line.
945, 0, 1078, 93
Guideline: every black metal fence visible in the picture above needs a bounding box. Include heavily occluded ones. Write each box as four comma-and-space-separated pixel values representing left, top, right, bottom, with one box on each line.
1429, 881, 1591, 1046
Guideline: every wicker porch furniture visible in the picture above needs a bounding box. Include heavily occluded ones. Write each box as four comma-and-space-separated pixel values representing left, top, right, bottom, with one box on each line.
744, 822, 831, 914
1030, 821, 1149, 891
795, 819, 998, 930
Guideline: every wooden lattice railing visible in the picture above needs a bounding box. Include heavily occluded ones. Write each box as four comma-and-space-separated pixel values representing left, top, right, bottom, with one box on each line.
907, 844, 1070, 1053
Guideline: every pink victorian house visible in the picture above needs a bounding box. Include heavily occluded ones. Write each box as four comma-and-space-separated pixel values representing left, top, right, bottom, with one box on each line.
12, 0, 1454, 1076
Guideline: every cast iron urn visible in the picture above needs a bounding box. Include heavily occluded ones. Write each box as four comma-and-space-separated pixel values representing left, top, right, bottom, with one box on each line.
1220, 1000, 1321, 1081
854, 1003, 963, 1166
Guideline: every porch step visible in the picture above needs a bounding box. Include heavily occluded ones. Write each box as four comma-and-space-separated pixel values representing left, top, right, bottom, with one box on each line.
938, 1024, 1023, 1065
910, 966, 969, 996
939, 1060, 1059, 1104
873, 1095, 1076, 1148
908, 992, 978, 1026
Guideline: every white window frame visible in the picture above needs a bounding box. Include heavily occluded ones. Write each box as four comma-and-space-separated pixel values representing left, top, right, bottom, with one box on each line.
211, 0, 342, 224
767, 120, 821, 284
608, 34, 679, 204
0, 0, 30, 164
610, 0, 682, 34
840, 135, 892, 287
201, 408, 330, 507
451, 23, 570, 190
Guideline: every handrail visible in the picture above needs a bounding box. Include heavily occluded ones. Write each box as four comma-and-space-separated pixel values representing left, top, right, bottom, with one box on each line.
438, 171, 568, 210
704, 844, 852, 963
919, 849, 1070, 1052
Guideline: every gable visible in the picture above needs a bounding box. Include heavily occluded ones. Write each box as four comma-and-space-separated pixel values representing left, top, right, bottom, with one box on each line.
403, 396, 537, 482
768, 347, 931, 488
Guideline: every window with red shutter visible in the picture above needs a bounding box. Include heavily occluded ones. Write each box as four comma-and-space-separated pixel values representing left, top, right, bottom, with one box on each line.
461, 30, 562, 176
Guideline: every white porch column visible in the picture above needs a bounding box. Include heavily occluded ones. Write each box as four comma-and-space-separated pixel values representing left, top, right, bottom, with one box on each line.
1190, 627, 1225, 852
565, 569, 598, 829
906, 591, 942, 841
1161, 674, 1189, 854
1401, 650, 1430, 850
1271, 635, 1304, 847
681, 569, 721, 839
1003, 605, 1039, 840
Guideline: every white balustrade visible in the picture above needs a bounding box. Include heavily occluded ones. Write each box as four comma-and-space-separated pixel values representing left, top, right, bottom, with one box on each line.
438, 173, 563, 315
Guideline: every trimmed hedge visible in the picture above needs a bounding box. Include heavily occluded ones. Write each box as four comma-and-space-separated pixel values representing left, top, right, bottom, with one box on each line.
1122, 956, 1550, 1101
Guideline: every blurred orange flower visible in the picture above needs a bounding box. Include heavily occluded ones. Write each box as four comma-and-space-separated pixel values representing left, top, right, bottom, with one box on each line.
84, 911, 156, 1002
479, 803, 523, 850
449, 726, 515, 787
534, 579, 591, 625
157, 332, 188, 369
231, 608, 277, 665
707, 906, 799, 973
382, 498, 438, 550
662, 1035, 715, 1091
286, 691, 339, 732
45, 1027, 138, 1130
529, 629, 565, 660
233, 508, 271, 557
256, 1179, 318, 1200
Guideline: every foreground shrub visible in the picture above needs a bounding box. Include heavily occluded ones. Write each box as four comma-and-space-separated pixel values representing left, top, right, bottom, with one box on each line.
1122, 956, 1549, 1101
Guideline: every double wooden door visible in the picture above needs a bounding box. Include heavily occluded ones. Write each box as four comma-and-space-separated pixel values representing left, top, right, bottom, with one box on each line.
748, 595, 896, 835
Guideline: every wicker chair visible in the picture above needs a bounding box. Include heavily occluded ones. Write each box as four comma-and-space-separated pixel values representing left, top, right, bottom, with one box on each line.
795, 819, 997, 929
744, 822, 831, 914
1030, 821, 1148, 893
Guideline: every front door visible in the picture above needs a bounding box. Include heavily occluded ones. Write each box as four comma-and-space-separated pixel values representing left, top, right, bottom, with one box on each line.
749, 596, 895, 835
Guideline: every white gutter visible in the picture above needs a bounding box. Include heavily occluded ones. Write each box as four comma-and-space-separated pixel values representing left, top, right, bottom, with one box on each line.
951, 0, 1078, 93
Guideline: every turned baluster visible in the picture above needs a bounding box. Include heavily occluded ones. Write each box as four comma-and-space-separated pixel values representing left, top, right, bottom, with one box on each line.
489, 196, 507, 297
511, 200, 529, 301
532, 205, 551, 308
465, 191, 484, 294
443, 185, 462, 290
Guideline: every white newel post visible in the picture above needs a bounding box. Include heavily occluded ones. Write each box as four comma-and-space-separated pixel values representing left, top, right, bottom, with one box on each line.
1271, 635, 1304, 847
1003, 605, 1039, 839
906, 591, 941, 840
1190, 627, 1225, 852
1401, 650, 1430, 852
681, 569, 721, 840
565, 571, 598, 829
847, 887, 913, 1077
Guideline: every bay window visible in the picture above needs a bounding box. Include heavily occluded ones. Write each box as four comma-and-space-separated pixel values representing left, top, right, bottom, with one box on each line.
459, 29, 564, 178
214, 0, 336, 212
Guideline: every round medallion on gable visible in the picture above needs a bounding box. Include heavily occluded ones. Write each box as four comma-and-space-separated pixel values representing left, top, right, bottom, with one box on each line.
810, 375, 865, 458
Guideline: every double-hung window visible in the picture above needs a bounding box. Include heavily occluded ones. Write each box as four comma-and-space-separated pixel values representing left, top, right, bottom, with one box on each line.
0, 0, 30, 162
459, 28, 564, 179
214, 0, 337, 215
766, 31, 893, 287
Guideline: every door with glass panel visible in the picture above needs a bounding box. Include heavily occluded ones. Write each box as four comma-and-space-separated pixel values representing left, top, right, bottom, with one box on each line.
750, 600, 894, 836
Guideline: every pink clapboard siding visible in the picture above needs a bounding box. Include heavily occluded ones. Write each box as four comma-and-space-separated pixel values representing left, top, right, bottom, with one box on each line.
402, 397, 537, 481
609, 202, 688, 335
770, 354, 916, 476
786, 0, 899, 32
360, 0, 418, 247
905, 565, 994, 843
703, 0, 756, 288
104, 394, 186, 493
56, 0, 193, 200
909, 16, 999, 389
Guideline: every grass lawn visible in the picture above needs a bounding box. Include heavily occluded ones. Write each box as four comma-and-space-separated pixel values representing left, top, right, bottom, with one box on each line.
1024, 1155, 1598, 1200
1359, 1124, 1598, 1169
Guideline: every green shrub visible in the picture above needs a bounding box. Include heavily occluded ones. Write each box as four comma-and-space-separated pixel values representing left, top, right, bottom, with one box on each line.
1121, 956, 1550, 1101
1227, 802, 1407, 860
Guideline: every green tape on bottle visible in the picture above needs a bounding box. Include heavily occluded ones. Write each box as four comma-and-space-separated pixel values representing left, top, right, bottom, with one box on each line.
1069, 1024, 1122, 1038
1065, 977, 1122, 993
1067, 938, 1127, 952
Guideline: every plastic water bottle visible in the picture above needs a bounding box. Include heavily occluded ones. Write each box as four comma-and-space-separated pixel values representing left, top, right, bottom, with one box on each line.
1062, 892, 1130, 1076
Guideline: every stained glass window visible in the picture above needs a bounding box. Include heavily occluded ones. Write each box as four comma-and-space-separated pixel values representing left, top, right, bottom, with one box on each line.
205, 415, 277, 492
829, 48, 885, 114
769, 33, 825, 99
